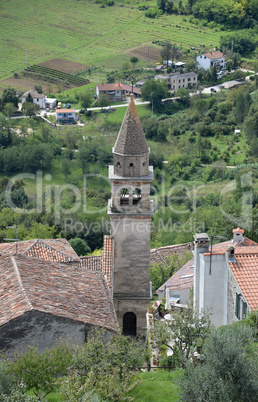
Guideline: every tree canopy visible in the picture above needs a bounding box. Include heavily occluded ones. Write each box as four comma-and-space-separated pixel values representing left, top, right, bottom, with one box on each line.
141, 78, 168, 112
179, 319, 258, 401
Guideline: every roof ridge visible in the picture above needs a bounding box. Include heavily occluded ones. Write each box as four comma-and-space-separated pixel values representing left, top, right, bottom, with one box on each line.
22, 239, 39, 254
26, 239, 78, 261
11, 255, 33, 311
101, 272, 118, 329
150, 242, 191, 253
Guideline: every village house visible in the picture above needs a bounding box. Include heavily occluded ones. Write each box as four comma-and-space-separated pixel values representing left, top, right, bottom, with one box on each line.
96, 83, 126, 102
96, 83, 141, 101
21, 90, 56, 110
156, 228, 258, 328
196, 51, 226, 71
56, 108, 76, 124
0, 238, 118, 352
155, 72, 198, 90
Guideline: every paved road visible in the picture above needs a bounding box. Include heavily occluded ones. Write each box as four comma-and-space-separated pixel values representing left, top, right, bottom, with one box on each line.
12, 69, 256, 119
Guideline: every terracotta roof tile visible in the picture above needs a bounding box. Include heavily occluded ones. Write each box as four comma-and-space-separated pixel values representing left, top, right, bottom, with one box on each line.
203, 51, 224, 60
229, 246, 258, 310
156, 258, 194, 293
0, 255, 118, 331
80, 255, 102, 271
156, 237, 258, 305
0, 239, 79, 263
97, 83, 125, 91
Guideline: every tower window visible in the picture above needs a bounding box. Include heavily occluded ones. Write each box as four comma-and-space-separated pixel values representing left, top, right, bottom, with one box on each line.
120, 188, 129, 205
117, 162, 121, 166
129, 163, 134, 167
143, 162, 146, 166
133, 188, 141, 205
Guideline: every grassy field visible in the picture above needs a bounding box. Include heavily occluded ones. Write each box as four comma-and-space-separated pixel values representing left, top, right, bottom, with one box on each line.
24, 369, 183, 402
127, 369, 183, 401
0, 0, 224, 80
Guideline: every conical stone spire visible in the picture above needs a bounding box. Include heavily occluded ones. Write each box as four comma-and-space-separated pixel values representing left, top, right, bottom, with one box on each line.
114, 94, 149, 156
113, 95, 150, 177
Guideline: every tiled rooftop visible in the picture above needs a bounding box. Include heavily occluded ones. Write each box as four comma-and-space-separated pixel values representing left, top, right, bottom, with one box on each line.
203, 51, 224, 60
0, 239, 80, 263
156, 234, 258, 310
229, 246, 258, 310
156, 258, 194, 293
0, 255, 118, 331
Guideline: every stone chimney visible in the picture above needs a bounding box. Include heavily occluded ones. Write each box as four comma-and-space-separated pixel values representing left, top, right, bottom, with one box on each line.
232, 227, 244, 243
194, 233, 210, 312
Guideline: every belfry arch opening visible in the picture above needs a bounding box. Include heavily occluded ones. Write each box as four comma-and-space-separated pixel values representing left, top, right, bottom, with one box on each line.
133, 188, 141, 205
120, 188, 129, 205
123, 312, 137, 336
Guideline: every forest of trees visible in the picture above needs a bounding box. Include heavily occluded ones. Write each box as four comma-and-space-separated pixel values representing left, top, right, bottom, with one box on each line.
156, 0, 258, 30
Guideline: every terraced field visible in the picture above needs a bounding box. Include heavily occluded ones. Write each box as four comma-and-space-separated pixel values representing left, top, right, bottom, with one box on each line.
23, 64, 89, 85
0, 0, 224, 80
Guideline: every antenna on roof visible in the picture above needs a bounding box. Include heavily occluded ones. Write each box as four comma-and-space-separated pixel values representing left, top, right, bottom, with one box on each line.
4, 225, 19, 254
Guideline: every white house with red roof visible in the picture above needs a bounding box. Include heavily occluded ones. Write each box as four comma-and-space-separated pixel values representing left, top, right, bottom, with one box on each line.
157, 228, 258, 328
56, 108, 76, 124
196, 50, 226, 71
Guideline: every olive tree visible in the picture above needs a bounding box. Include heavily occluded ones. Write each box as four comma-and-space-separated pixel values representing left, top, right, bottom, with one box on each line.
179, 321, 258, 401
155, 294, 211, 368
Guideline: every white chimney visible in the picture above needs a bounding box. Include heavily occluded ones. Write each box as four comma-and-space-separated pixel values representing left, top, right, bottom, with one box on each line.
232, 227, 244, 243
194, 233, 210, 312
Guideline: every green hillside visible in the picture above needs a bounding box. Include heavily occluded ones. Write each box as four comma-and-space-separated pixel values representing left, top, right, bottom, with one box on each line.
0, 0, 224, 79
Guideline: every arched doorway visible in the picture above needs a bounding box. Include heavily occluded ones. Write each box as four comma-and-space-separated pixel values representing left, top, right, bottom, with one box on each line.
123, 312, 136, 336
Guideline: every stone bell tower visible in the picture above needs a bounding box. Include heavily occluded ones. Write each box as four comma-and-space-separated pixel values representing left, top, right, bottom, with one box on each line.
108, 94, 154, 336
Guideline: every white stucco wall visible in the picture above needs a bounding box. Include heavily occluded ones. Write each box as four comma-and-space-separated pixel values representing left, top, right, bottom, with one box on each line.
199, 254, 228, 327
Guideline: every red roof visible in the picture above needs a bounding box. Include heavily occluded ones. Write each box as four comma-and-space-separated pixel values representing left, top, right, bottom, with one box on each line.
203, 50, 224, 60
97, 83, 125, 91
157, 234, 258, 310
122, 84, 141, 95
56, 109, 75, 113
229, 247, 258, 310
0, 239, 79, 263
0, 255, 118, 331
203, 51, 224, 60
156, 258, 194, 293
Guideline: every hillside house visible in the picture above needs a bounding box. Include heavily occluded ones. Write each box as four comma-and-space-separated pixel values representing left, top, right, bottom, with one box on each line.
21, 90, 56, 110
96, 83, 141, 101
96, 83, 127, 101
155, 72, 197, 90
156, 228, 258, 328
196, 51, 226, 71
56, 108, 76, 124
